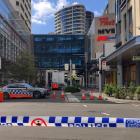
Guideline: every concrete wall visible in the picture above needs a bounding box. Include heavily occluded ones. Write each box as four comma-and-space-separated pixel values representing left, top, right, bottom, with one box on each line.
119, 0, 140, 45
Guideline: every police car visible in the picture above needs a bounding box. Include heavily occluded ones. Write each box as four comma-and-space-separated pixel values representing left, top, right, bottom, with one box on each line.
2, 83, 50, 99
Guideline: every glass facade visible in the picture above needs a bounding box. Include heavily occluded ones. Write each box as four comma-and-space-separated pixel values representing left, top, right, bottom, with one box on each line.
0, 0, 27, 62
33, 35, 86, 72
0, 0, 11, 20
0, 0, 30, 82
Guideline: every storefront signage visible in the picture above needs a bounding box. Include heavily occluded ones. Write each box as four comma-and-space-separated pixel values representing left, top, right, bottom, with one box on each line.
97, 17, 115, 42
98, 28, 115, 35
99, 17, 115, 26
97, 36, 116, 41
132, 56, 140, 61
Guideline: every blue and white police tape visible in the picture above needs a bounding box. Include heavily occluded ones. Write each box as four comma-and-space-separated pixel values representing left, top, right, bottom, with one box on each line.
0, 116, 140, 128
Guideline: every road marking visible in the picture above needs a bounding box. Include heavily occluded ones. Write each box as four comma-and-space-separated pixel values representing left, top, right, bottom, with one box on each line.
101, 112, 110, 116
132, 104, 140, 107
83, 105, 87, 108
65, 92, 80, 103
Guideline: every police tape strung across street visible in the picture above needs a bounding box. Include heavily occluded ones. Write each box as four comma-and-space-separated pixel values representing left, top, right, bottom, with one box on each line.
0, 116, 140, 128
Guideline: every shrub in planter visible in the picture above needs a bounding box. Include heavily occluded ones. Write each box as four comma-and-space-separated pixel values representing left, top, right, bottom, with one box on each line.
128, 91, 135, 100
118, 88, 127, 99
127, 82, 136, 100
104, 84, 114, 96
114, 86, 120, 99
64, 86, 80, 93
135, 86, 140, 100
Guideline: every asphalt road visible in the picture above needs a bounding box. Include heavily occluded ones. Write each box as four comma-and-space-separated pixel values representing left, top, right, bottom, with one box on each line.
0, 99, 140, 140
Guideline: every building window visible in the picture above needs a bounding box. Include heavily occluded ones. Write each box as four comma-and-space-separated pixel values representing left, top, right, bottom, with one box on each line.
57, 37, 65, 41
124, 13, 126, 32
20, 4, 25, 12
46, 37, 54, 41
34, 37, 42, 42
128, 7, 133, 38
16, 1, 19, 6
123, 13, 127, 41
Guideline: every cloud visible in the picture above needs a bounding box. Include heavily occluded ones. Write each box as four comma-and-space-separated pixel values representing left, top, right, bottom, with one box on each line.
94, 10, 102, 17
32, 0, 71, 25
72, 2, 79, 5
56, 0, 69, 10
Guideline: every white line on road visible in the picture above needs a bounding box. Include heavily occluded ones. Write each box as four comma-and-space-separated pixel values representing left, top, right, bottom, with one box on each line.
65, 92, 80, 103
132, 104, 140, 107
101, 112, 110, 116
83, 105, 88, 108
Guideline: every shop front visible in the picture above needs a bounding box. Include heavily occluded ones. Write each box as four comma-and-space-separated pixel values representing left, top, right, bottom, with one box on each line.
104, 36, 140, 86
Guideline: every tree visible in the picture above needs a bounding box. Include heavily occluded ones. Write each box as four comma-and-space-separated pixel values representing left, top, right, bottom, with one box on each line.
8, 50, 37, 83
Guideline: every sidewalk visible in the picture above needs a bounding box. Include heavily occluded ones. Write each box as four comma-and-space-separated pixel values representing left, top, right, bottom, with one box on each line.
102, 93, 140, 104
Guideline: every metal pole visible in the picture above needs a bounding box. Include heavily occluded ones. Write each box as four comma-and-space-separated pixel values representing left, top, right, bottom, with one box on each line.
70, 59, 72, 86
85, 62, 88, 88
99, 57, 102, 93
85, 52, 88, 88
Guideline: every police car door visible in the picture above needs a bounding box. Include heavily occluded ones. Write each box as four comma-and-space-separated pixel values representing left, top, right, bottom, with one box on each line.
16, 84, 32, 98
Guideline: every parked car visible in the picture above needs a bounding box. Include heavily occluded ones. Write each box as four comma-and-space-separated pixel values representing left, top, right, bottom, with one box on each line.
2, 83, 50, 99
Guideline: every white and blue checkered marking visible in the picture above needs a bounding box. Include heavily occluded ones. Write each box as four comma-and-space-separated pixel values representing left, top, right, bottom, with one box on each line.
7, 89, 32, 95
0, 116, 140, 128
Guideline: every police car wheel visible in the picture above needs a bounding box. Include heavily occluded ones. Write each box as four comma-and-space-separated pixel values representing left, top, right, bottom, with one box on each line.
4, 93, 9, 100
33, 91, 41, 99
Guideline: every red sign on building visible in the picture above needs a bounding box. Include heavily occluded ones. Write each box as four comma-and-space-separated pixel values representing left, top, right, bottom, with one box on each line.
99, 17, 115, 26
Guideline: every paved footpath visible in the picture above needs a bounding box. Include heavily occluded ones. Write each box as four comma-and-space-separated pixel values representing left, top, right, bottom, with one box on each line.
91, 91, 140, 104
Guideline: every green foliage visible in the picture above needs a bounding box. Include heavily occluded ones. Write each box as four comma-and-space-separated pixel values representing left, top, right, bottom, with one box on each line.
8, 50, 37, 83
104, 84, 116, 96
64, 86, 81, 93
104, 84, 127, 99
113, 86, 120, 98
119, 88, 127, 99
135, 86, 140, 100
127, 82, 136, 100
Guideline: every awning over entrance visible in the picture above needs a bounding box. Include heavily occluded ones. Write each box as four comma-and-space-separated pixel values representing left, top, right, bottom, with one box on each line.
104, 36, 140, 64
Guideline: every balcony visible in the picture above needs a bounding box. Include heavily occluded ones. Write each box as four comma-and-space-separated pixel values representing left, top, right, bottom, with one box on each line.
120, 0, 126, 11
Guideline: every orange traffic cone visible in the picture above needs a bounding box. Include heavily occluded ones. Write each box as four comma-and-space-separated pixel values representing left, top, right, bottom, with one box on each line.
98, 94, 103, 100
52, 91, 56, 99
90, 90, 94, 100
0, 91, 4, 102
82, 91, 86, 100
61, 90, 65, 99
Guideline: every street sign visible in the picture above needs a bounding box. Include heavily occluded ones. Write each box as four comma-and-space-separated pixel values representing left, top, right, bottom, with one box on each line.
102, 61, 106, 70
102, 60, 110, 70
132, 56, 140, 61
72, 64, 75, 70
64, 64, 69, 71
